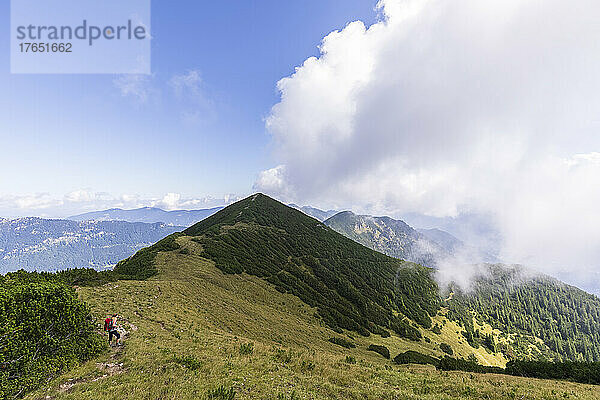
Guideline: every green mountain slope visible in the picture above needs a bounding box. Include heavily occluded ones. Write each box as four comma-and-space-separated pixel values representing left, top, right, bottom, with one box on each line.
116, 194, 600, 363
19, 193, 600, 399
324, 211, 448, 267
448, 265, 600, 362
25, 239, 600, 400
183, 193, 439, 338
323, 207, 600, 362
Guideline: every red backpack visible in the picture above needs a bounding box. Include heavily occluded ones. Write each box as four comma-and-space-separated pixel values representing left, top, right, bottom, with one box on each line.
104, 318, 113, 331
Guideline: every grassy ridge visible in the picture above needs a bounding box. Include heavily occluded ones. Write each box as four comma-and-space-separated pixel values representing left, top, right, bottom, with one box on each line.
23, 238, 600, 400
14, 193, 600, 399
185, 194, 440, 339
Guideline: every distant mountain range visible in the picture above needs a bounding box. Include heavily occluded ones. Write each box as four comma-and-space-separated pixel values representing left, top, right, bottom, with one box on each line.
0, 218, 183, 273
323, 211, 448, 267
402, 211, 502, 262
2, 203, 498, 275
71, 204, 338, 226
69, 206, 223, 226
296, 207, 499, 266
289, 204, 339, 221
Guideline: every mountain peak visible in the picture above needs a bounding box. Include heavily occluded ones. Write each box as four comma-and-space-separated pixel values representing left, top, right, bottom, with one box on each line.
184, 193, 319, 237
324, 210, 447, 267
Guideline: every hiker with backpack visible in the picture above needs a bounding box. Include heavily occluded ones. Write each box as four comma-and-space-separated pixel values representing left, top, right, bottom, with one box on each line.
104, 314, 121, 346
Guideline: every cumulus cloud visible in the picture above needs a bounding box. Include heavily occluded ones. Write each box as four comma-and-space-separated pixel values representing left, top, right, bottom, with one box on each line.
256, 0, 600, 291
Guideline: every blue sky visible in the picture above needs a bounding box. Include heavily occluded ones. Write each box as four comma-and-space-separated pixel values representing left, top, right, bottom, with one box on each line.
0, 0, 378, 217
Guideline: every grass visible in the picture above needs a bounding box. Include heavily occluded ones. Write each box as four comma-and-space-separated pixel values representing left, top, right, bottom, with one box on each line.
25, 236, 600, 400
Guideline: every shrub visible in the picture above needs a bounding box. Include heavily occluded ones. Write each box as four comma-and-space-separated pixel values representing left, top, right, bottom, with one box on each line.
300, 360, 315, 372
367, 344, 390, 359
345, 355, 357, 364
505, 360, 600, 385
239, 342, 254, 355
0, 274, 105, 399
328, 337, 356, 349
393, 351, 439, 367
207, 385, 236, 400
170, 354, 202, 371
390, 319, 422, 341
440, 343, 454, 355
438, 356, 503, 374
273, 348, 293, 364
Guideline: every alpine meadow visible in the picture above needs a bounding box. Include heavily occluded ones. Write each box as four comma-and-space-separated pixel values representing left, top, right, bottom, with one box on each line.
3, 195, 600, 400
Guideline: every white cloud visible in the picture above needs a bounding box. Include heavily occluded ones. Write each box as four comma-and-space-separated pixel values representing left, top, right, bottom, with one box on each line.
113, 74, 157, 103
169, 70, 202, 97
169, 69, 214, 124
0, 193, 59, 212
256, 0, 600, 290
150, 192, 240, 211
0, 191, 240, 218
254, 165, 293, 198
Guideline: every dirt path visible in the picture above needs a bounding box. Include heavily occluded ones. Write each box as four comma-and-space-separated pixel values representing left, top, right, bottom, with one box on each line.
52, 318, 137, 396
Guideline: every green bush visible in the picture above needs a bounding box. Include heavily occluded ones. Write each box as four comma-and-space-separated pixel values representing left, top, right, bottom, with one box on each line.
440, 343, 453, 355
0, 274, 105, 399
437, 356, 503, 374
207, 385, 236, 400
393, 351, 439, 366
505, 360, 600, 385
239, 342, 254, 355
328, 337, 356, 349
170, 354, 202, 371
273, 348, 294, 364
344, 355, 357, 364
367, 344, 390, 359
300, 360, 315, 372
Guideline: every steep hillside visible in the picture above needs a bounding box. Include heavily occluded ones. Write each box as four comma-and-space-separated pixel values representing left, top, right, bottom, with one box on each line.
114, 194, 600, 363
183, 194, 440, 338
69, 206, 223, 226
19, 193, 600, 399
321, 208, 600, 362
0, 218, 182, 274
448, 265, 600, 362
324, 211, 448, 267
22, 231, 600, 400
